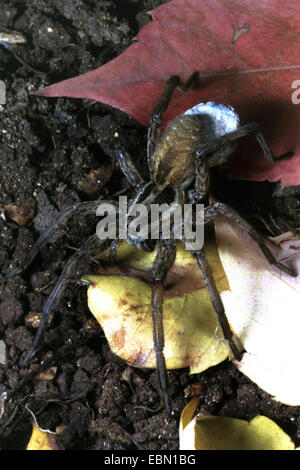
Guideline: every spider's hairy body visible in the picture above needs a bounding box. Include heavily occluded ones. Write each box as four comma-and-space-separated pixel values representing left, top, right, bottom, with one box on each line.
153, 115, 205, 189
152, 103, 239, 192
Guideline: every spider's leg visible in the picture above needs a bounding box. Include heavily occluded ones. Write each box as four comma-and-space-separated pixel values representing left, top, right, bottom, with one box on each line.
192, 248, 242, 360
105, 144, 145, 190
109, 238, 123, 264
205, 201, 297, 277
194, 152, 210, 200
3, 201, 107, 283
195, 122, 293, 167
147, 72, 199, 174
227, 122, 275, 163
151, 239, 176, 417
182, 195, 241, 358
193, 121, 294, 199
22, 234, 111, 366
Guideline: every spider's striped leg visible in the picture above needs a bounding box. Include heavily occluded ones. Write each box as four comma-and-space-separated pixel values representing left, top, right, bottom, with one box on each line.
22, 234, 112, 366
192, 248, 242, 361
151, 239, 176, 416
3, 200, 107, 283
182, 198, 242, 360
189, 200, 296, 361
147, 72, 199, 174
194, 151, 210, 200
195, 122, 293, 167
104, 144, 145, 190
205, 201, 296, 277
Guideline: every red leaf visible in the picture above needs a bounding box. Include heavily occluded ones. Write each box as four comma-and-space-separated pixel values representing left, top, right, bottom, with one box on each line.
34, 0, 300, 186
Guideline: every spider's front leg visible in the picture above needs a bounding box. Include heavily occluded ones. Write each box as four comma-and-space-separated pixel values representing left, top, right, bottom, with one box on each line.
147, 72, 199, 174
151, 239, 177, 417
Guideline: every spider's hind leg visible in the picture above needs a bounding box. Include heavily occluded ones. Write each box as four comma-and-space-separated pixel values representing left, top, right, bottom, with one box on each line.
22, 234, 112, 366
190, 201, 297, 359
151, 239, 177, 417
192, 248, 242, 360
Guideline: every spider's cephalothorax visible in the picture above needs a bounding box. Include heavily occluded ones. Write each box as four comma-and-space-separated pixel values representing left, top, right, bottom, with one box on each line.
4, 72, 295, 417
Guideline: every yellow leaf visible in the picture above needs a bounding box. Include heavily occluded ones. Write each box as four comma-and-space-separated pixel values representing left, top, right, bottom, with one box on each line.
214, 214, 300, 405
83, 234, 235, 373
26, 422, 61, 450
180, 400, 295, 450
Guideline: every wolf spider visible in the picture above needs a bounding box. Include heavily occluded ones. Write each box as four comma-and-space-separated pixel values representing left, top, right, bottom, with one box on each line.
4, 72, 295, 417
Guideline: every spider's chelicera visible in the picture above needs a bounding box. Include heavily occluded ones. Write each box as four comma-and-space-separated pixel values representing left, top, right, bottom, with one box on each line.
4, 72, 296, 417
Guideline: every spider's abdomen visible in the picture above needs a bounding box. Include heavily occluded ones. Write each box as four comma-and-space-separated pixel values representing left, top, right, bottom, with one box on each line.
152, 115, 205, 189
152, 102, 240, 190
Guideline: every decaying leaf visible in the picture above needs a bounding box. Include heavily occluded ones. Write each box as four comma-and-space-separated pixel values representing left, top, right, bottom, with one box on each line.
180, 398, 296, 450
26, 422, 61, 450
82, 234, 234, 374
215, 214, 300, 405
34, 0, 300, 186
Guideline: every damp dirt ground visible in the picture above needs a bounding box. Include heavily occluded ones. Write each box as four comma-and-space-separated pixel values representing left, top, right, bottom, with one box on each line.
0, 0, 300, 450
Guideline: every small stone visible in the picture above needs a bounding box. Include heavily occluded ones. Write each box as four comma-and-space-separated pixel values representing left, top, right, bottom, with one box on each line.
78, 166, 113, 198
4, 197, 36, 226
25, 312, 42, 328
0, 296, 23, 325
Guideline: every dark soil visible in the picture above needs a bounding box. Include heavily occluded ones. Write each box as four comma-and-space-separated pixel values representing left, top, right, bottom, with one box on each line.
0, 0, 300, 450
